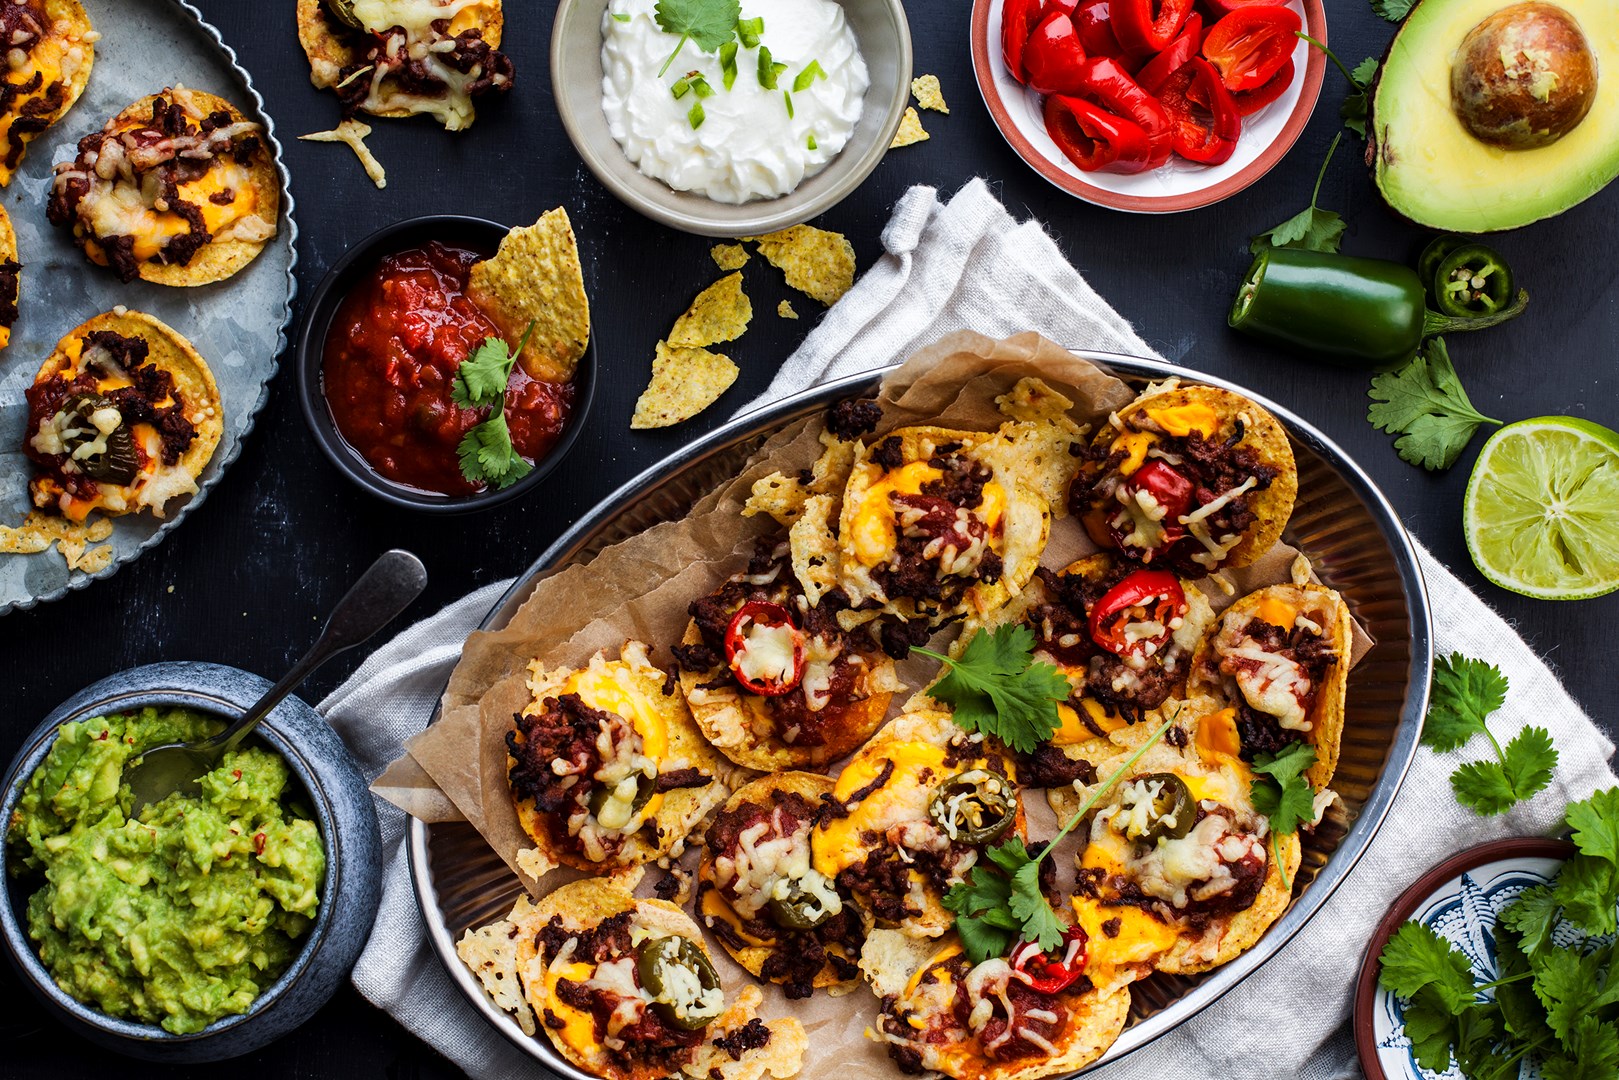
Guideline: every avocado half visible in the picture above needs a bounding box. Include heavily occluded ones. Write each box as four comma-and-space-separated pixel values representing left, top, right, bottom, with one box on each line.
1370, 0, 1619, 231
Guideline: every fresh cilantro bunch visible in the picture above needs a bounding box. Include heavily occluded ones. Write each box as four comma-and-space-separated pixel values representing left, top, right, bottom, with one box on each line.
1421, 653, 1557, 815
1378, 789, 1619, 1078
915, 624, 1070, 755
1251, 133, 1346, 255
1368, 338, 1501, 471
451, 322, 535, 490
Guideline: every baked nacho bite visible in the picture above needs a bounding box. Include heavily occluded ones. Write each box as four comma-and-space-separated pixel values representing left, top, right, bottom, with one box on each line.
23, 311, 221, 522
46, 87, 279, 286
1072, 382, 1296, 573
507, 642, 729, 880
0, 0, 93, 186
0, 204, 18, 351
697, 773, 864, 998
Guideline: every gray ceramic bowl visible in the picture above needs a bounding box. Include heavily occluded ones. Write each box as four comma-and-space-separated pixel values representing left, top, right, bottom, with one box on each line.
0, 662, 383, 1062
552, 0, 912, 236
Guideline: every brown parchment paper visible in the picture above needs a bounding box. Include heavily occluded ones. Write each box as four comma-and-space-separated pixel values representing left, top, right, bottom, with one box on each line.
376, 330, 1373, 1075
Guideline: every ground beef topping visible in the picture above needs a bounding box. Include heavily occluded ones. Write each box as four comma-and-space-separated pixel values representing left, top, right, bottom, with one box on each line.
827, 398, 882, 440
712, 1018, 772, 1061
332, 17, 514, 129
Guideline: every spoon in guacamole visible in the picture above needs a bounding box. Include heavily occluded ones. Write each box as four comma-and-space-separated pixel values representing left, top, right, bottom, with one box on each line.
125, 548, 428, 812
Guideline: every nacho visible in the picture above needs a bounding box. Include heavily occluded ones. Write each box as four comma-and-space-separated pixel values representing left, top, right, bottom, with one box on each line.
697, 772, 863, 996
911, 74, 949, 114
23, 311, 222, 522
1073, 381, 1296, 573
668, 271, 752, 349
0, 204, 17, 350
630, 341, 738, 430
0, 0, 94, 186
296, 0, 513, 130
748, 225, 855, 306
711, 243, 749, 271
47, 87, 279, 286
507, 641, 729, 881
467, 207, 591, 382
890, 107, 930, 148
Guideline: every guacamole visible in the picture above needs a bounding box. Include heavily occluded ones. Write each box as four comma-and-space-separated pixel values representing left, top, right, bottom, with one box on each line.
6, 706, 326, 1034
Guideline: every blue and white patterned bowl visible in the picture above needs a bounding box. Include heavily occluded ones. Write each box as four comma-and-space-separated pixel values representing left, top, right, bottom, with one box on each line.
0, 662, 382, 1061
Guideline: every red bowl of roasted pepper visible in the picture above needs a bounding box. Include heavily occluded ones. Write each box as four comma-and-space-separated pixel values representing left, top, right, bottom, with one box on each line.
970, 0, 1328, 212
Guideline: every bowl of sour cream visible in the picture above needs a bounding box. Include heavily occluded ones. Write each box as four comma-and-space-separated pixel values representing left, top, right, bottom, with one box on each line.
553, 0, 911, 235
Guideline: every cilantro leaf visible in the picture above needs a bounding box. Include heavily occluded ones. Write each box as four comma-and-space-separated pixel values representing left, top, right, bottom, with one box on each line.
917, 624, 1068, 754
1451, 759, 1520, 816
1402, 986, 1465, 1072
1502, 884, 1562, 956
1368, 337, 1500, 470
456, 415, 532, 490
1351, 55, 1380, 84
1250, 742, 1318, 836
653, 0, 741, 76
1544, 1015, 1619, 1080
1370, 0, 1415, 21
1008, 859, 1064, 952
1493, 924, 1554, 1045
955, 914, 1016, 965
1556, 852, 1619, 936
1450, 727, 1557, 815
452, 336, 518, 408
1297, 34, 1378, 137
1379, 921, 1479, 1013
1251, 132, 1346, 255
1567, 788, 1619, 866
1424, 652, 1508, 752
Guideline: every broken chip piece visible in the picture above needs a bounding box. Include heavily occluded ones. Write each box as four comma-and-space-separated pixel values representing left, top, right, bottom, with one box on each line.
891, 106, 930, 148
466, 207, 590, 383
748, 225, 855, 307
911, 74, 948, 113
631, 341, 739, 429
668, 271, 752, 349
710, 242, 750, 271
778, 299, 798, 319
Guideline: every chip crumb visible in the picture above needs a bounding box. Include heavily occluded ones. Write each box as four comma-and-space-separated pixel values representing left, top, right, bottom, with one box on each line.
911, 74, 948, 113
710, 243, 750, 271
467, 207, 591, 383
299, 119, 387, 189
668, 271, 752, 348
777, 299, 798, 319
747, 225, 855, 306
631, 341, 740, 429
890, 107, 930, 148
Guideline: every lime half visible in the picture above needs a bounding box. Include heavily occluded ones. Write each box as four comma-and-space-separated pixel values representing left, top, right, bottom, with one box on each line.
1464, 416, 1619, 600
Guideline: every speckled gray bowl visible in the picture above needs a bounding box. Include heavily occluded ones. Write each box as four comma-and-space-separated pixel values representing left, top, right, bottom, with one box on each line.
0, 662, 382, 1062
552, 0, 913, 236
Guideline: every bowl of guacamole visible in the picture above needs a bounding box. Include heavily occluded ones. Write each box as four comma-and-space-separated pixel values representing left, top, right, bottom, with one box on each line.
0, 662, 382, 1061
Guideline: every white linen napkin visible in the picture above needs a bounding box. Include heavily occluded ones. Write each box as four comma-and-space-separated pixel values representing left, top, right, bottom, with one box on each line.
323, 178, 1616, 1080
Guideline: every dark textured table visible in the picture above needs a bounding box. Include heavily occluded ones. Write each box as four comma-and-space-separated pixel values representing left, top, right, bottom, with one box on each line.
6, 0, 1617, 1076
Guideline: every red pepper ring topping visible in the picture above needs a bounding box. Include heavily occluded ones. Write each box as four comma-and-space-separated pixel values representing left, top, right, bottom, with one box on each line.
724, 601, 806, 697
1230, 55, 1294, 116
1024, 10, 1091, 96
1009, 927, 1088, 995
1043, 94, 1153, 173
1160, 57, 1242, 165
1111, 0, 1193, 53
1072, 56, 1173, 169
1201, 4, 1301, 93
1108, 459, 1196, 553
1001, 0, 1046, 84
1087, 569, 1188, 658
1133, 11, 1202, 94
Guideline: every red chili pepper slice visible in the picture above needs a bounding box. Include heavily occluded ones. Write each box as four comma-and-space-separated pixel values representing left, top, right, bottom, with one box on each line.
1073, 56, 1172, 169
1230, 55, 1294, 115
1158, 57, 1242, 164
723, 601, 805, 697
1110, 459, 1195, 550
1111, 0, 1193, 54
1088, 569, 1188, 657
1001, 0, 1046, 84
1133, 11, 1201, 94
1201, 5, 1301, 93
1009, 927, 1088, 995
1043, 94, 1152, 173
1024, 10, 1090, 95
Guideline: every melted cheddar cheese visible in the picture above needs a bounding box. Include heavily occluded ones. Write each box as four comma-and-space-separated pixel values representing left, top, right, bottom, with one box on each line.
1070, 896, 1178, 987
851, 461, 943, 566
542, 959, 599, 1059
1142, 402, 1217, 438
562, 665, 669, 823
813, 739, 949, 877
700, 887, 776, 948
1112, 430, 1155, 477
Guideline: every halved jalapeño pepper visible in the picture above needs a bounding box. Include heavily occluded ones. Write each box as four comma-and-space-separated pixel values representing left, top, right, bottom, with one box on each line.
765, 867, 843, 930
323, 0, 365, 30
588, 772, 655, 829
58, 394, 138, 485
928, 768, 1016, 845
637, 935, 724, 1030
1117, 772, 1194, 843
1434, 243, 1514, 318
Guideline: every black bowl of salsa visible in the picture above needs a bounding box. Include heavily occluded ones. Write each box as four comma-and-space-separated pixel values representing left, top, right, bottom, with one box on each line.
295, 215, 594, 513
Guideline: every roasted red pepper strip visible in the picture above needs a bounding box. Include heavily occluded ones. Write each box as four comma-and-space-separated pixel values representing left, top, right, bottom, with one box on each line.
1009, 928, 1088, 995
1072, 0, 1130, 61
1160, 57, 1241, 163
1133, 11, 1201, 94
724, 600, 805, 696
1073, 56, 1172, 169
1002, 0, 1046, 84
1111, 0, 1193, 53
1088, 569, 1188, 657
1201, 0, 1286, 15
1043, 94, 1151, 172
1202, 5, 1301, 92
1230, 55, 1294, 115
1024, 10, 1090, 95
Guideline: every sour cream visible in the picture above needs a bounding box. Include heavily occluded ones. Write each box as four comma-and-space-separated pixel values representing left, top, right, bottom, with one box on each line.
601, 0, 869, 204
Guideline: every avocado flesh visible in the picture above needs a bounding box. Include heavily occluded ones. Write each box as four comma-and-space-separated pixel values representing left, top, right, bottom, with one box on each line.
1371, 0, 1619, 231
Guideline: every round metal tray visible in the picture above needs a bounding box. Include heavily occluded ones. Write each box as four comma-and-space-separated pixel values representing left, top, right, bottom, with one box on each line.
408, 353, 1433, 1074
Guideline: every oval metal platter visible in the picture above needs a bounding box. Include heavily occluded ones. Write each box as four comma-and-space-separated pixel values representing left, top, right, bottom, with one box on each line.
0, 0, 298, 615
408, 353, 1434, 1074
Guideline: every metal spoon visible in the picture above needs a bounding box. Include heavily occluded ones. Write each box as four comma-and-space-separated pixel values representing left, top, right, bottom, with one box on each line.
125, 549, 428, 815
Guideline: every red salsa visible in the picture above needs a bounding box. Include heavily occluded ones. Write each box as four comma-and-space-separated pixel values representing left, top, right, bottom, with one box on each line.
322, 242, 574, 496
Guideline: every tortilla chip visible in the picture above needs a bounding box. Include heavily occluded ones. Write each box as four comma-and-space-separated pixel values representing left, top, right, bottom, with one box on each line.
1155, 832, 1301, 975
911, 74, 948, 113
711, 242, 749, 271
890, 106, 929, 148
668, 271, 752, 348
300, 119, 387, 189
468, 207, 590, 383
749, 225, 855, 306
773, 299, 797, 320
0, 0, 94, 186
630, 341, 738, 429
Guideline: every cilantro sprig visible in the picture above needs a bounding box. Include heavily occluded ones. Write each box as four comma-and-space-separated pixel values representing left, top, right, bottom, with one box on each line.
1250, 741, 1319, 888
1368, 338, 1500, 471
1419, 653, 1557, 815
451, 321, 535, 490
1378, 789, 1619, 1078
1369, 0, 1414, 22
1297, 34, 1379, 137
915, 624, 1069, 755
1250, 133, 1346, 255
943, 714, 1178, 962
653, 0, 742, 77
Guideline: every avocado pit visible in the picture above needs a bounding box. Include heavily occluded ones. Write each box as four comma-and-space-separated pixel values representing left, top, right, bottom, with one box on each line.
1451, 2, 1598, 149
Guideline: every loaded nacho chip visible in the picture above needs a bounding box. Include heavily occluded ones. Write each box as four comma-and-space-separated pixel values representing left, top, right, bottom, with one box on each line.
467, 207, 591, 383
0, 0, 94, 186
